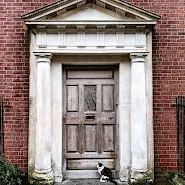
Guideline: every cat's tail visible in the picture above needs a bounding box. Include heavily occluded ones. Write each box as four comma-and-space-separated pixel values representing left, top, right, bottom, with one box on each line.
110, 180, 117, 185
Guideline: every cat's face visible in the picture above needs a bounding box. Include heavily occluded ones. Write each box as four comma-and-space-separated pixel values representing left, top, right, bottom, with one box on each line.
98, 162, 103, 168
97, 162, 104, 171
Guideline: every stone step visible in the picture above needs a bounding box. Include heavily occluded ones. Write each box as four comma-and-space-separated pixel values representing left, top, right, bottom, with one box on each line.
55, 179, 128, 185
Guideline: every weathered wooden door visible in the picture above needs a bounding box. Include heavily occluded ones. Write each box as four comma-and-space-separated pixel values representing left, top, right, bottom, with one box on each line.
63, 66, 118, 179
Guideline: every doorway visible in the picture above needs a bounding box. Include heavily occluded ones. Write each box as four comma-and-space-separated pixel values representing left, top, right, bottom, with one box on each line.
63, 65, 119, 179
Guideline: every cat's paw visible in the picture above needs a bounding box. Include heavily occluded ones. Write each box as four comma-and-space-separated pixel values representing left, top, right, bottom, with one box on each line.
100, 179, 106, 182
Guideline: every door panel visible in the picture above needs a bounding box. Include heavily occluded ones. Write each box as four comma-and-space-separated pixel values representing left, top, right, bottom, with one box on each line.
67, 70, 113, 79
102, 85, 114, 111
66, 125, 78, 152
67, 86, 78, 112
103, 125, 115, 152
67, 159, 115, 170
63, 66, 117, 178
84, 85, 96, 112
85, 125, 97, 152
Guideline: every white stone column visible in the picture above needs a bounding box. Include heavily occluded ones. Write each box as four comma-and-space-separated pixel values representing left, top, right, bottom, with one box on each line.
32, 53, 53, 184
51, 62, 63, 183
119, 62, 131, 182
130, 53, 148, 177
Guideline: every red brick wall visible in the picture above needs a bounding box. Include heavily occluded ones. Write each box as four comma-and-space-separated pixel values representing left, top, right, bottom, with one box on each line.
0, 0, 55, 172
0, 0, 182, 173
129, 0, 184, 172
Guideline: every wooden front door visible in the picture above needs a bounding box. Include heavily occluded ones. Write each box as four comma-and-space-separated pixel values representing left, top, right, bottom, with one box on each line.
63, 66, 118, 179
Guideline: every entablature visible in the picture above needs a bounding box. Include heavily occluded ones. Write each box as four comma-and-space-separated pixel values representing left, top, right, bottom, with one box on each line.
35, 31, 147, 53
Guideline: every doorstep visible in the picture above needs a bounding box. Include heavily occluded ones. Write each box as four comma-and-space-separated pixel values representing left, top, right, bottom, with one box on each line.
55, 179, 128, 185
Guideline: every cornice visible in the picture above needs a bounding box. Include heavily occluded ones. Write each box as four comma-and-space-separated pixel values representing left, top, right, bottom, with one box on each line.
26, 20, 157, 34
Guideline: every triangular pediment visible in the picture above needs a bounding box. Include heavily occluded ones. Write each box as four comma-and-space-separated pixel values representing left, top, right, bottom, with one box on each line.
22, 0, 160, 22
39, 4, 143, 21
48, 7, 126, 21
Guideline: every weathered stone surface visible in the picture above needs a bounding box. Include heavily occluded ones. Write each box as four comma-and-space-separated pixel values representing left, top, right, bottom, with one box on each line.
56, 179, 128, 185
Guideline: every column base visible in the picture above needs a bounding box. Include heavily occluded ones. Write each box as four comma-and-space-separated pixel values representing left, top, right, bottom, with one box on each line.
119, 168, 129, 182
54, 175, 63, 183
130, 169, 153, 184
32, 169, 54, 185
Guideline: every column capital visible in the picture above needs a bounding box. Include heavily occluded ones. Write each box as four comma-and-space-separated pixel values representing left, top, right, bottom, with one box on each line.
34, 53, 52, 63
130, 52, 148, 63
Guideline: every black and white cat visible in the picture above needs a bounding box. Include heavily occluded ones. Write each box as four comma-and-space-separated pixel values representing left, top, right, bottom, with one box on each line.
97, 162, 117, 185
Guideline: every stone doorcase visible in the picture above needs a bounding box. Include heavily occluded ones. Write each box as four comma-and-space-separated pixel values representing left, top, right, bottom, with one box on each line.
22, 0, 160, 184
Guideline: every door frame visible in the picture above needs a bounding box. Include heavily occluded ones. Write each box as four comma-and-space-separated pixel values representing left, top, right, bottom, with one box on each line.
29, 48, 153, 183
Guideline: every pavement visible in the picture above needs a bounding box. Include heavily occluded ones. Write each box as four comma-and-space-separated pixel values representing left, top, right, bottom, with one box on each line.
55, 179, 128, 185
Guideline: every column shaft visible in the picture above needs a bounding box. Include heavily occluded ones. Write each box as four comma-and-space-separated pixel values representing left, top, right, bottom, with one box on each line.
131, 53, 148, 171
33, 53, 53, 184
36, 60, 51, 171
119, 62, 131, 181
